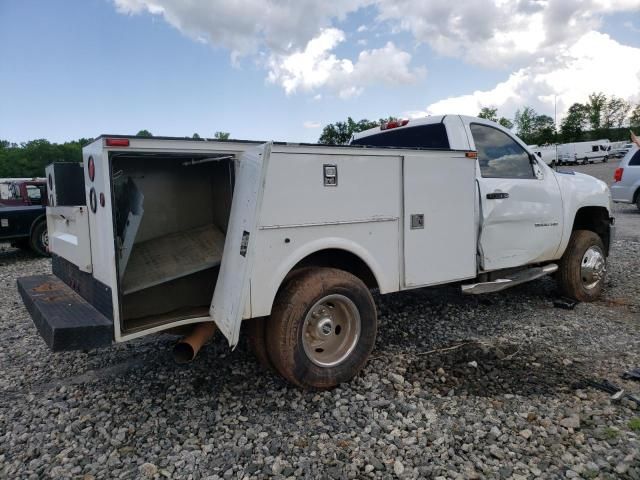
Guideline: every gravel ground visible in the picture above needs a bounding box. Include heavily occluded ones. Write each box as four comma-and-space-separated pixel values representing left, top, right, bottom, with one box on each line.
1, 161, 639, 479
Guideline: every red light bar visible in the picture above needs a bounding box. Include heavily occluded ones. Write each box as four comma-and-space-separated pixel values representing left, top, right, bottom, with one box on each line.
105, 138, 130, 147
380, 119, 409, 131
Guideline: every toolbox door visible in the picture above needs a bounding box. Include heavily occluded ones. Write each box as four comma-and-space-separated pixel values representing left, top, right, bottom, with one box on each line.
47, 206, 93, 272
210, 143, 271, 347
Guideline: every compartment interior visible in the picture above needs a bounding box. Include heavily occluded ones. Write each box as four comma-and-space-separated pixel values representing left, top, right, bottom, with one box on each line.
110, 152, 235, 334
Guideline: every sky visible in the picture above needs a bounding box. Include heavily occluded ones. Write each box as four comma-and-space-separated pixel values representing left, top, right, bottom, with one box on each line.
1, 0, 640, 144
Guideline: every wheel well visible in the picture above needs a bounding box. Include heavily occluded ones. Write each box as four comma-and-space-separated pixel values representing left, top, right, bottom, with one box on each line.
572, 206, 611, 254
287, 249, 379, 290
633, 186, 640, 204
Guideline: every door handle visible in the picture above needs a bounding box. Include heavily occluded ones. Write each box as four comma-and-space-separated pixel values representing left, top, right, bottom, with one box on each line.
486, 192, 509, 200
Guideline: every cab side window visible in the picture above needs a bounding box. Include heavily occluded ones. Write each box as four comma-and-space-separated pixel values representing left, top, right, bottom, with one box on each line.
470, 123, 534, 179
629, 150, 640, 166
26, 185, 43, 204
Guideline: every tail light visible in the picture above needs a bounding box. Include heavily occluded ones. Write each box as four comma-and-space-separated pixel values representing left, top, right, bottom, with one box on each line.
105, 138, 130, 147
381, 119, 409, 131
614, 167, 624, 182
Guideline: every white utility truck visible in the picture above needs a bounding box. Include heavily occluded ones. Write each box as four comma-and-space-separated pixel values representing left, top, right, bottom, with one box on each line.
558, 140, 611, 165
18, 116, 615, 389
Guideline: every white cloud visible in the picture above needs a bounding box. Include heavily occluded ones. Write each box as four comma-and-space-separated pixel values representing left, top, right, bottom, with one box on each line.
112, 0, 640, 104
113, 0, 373, 57
415, 32, 640, 121
303, 121, 321, 129
267, 29, 423, 98
376, 0, 640, 68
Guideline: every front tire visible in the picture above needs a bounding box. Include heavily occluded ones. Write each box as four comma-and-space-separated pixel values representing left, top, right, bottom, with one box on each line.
265, 268, 377, 390
557, 230, 606, 301
29, 221, 49, 257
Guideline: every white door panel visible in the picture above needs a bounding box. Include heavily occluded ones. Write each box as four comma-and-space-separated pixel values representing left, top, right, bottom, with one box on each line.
469, 122, 563, 271
47, 206, 92, 272
210, 143, 271, 346
403, 153, 477, 287
477, 176, 563, 270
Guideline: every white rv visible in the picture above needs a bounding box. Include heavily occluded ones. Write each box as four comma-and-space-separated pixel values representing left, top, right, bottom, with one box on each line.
528, 145, 558, 166
18, 116, 614, 389
558, 140, 611, 165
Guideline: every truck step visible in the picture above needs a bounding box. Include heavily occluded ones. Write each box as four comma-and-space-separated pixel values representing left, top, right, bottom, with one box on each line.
461, 264, 558, 295
17, 275, 113, 351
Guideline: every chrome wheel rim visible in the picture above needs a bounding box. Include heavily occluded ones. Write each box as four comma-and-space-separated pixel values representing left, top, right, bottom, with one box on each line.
41, 230, 49, 249
302, 294, 361, 368
581, 246, 605, 290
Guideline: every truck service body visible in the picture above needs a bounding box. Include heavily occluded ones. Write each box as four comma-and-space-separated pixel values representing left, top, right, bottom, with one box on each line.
18, 115, 615, 389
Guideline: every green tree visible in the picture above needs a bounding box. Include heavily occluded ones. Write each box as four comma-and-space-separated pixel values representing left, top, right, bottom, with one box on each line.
514, 107, 537, 144
498, 117, 514, 129
531, 114, 556, 145
0, 138, 88, 178
318, 117, 394, 145
136, 130, 153, 137
560, 103, 588, 142
192, 133, 201, 139
603, 96, 631, 129
478, 107, 498, 122
214, 131, 230, 140
585, 92, 607, 132
630, 104, 640, 129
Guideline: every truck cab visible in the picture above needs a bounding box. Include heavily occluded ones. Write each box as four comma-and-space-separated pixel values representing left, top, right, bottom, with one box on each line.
0, 178, 49, 255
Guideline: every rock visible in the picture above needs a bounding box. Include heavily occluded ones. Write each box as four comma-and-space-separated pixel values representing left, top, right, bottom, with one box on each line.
519, 429, 532, 440
389, 373, 405, 385
559, 415, 580, 430
394, 460, 404, 476
489, 445, 505, 460
140, 463, 158, 478
468, 361, 478, 368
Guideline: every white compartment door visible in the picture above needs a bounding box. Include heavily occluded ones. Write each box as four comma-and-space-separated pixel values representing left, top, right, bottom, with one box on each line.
403, 153, 477, 287
210, 143, 271, 346
47, 206, 92, 272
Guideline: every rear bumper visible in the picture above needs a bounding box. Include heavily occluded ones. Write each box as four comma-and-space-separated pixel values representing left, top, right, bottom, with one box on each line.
17, 274, 113, 351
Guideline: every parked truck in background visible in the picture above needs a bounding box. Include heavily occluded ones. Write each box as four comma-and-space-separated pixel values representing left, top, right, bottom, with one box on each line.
17, 115, 614, 389
0, 178, 49, 255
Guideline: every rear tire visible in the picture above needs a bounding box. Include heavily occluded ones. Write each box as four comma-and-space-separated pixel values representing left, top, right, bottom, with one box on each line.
245, 318, 275, 372
583, 157, 588, 165
265, 268, 377, 390
29, 221, 49, 257
557, 230, 606, 302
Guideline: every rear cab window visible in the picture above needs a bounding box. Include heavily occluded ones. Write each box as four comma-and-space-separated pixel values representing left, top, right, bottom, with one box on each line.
629, 150, 640, 166
350, 123, 450, 149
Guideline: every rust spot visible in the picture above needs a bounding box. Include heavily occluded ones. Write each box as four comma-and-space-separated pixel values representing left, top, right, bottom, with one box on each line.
33, 282, 63, 293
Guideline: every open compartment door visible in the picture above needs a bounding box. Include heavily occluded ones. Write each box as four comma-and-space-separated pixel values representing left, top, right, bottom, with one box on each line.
210, 143, 271, 346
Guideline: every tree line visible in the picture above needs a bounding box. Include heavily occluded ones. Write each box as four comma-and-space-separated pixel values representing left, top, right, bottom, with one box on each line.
0, 130, 231, 178
318, 92, 640, 145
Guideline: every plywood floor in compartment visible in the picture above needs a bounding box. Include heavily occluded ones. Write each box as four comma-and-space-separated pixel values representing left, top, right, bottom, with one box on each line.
122, 224, 225, 295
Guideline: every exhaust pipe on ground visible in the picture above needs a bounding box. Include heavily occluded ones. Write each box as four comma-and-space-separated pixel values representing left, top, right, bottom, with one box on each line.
173, 322, 217, 364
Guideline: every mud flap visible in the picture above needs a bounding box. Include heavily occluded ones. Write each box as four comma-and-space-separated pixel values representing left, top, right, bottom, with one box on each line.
210, 143, 271, 347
